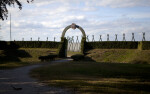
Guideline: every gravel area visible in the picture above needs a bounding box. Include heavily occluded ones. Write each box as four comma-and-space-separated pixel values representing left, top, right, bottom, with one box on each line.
0, 59, 73, 94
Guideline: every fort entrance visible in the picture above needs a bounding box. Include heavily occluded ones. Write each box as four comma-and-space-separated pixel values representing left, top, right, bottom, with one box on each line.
61, 23, 86, 57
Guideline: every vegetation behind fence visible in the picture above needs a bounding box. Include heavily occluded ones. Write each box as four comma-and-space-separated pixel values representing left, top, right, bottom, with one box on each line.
85, 41, 150, 50
0, 41, 150, 51
0, 41, 60, 49
138, 41, 150, 50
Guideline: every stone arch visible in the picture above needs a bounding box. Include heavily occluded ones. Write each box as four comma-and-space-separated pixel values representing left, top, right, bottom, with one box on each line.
58, 23, 86, 58
61, 23, 86, 38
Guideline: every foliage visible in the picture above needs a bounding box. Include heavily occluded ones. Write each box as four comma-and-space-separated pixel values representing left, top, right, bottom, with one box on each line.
39, 54, 58, 62
85, 41, 150, 50
57, 37, 68, 58
85, 41, 139, 49
138, 41, 150, 50
0, 41, 60, 49
0, 0, 33, 20
71, 54, 84, 61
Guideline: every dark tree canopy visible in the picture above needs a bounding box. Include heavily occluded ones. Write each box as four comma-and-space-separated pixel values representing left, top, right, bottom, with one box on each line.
0, 0, 33, 20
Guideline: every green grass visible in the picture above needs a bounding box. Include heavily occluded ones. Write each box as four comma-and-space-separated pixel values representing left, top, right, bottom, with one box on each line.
18, 48, 58, 62
67, 51, 82, 57
86, 49, 150, 64
0, 62, 31, 69
0, 48, 58, 69
31, 61, 150, 94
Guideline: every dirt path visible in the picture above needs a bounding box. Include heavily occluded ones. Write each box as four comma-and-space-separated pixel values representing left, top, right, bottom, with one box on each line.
0, 59, 73, 94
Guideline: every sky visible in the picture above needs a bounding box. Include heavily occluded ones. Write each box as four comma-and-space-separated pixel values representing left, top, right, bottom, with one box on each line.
0, 0, 150, 41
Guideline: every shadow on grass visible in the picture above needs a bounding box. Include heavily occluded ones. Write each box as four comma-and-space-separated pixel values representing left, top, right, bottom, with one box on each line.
0, 41, 31, 63
31, 58, 150, 93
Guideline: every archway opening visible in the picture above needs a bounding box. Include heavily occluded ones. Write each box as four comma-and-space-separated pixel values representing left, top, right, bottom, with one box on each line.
65, 29, 83, 57
61, 23, 86, 57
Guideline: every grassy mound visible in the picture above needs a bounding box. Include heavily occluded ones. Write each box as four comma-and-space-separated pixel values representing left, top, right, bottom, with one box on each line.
31, 61, 150, 94
86, 49, 150, 64
0, 48, 57, 68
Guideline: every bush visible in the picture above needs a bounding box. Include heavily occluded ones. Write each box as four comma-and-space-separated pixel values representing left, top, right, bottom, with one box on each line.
39, 54, 58, 61
71, 54, 84, 61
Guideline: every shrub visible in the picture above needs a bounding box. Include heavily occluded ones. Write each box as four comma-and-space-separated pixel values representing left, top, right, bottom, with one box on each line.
71, 54, 84, 61
39, 54, 58, 62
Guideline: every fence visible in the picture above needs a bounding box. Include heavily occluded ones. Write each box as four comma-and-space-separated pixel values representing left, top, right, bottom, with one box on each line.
16, 37, 57, 42
67, 36, 81, 52
0, 32, 149, 51
7, 32, 148, 42
65, 32, 149, 52
86, 32, 147, 42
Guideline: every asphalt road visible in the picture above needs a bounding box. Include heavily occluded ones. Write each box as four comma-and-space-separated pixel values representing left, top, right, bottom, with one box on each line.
0, 59, 73, 94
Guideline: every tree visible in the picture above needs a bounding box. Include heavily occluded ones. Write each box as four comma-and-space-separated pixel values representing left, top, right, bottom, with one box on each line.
0, 0, 33, 20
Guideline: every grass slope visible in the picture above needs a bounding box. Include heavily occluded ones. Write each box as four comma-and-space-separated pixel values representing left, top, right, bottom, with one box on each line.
86, 49, 150, 64
0, 48, 57, 69
67, 51, 82, 57
31, 61, 150, 94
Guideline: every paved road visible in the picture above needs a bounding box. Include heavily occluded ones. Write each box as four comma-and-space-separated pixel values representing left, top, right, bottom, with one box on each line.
0, 59, 73, 94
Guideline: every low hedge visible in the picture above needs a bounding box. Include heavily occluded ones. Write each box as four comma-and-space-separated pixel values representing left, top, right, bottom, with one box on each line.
0, 41, 8, 49
0, 41, 60, 49
138, 41, 150, 50
85, 41, 139, 49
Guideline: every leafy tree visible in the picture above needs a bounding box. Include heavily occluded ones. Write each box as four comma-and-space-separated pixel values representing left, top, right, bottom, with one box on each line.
0, 0, 33, 20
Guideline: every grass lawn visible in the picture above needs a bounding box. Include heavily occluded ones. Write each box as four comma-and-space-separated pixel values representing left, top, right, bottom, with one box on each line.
0, 48, 58, 69
31, 61, 150, 94
86, 49, 150, 64
67, 51, 82, 57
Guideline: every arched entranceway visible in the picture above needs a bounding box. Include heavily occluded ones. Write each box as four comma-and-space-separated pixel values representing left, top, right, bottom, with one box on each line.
61, 23, 86, 38
62, 23, 86, 57
57, 23, 86, 58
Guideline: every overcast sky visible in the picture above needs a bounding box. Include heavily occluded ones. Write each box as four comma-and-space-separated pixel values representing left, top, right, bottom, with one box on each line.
0, 0, 150, 41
